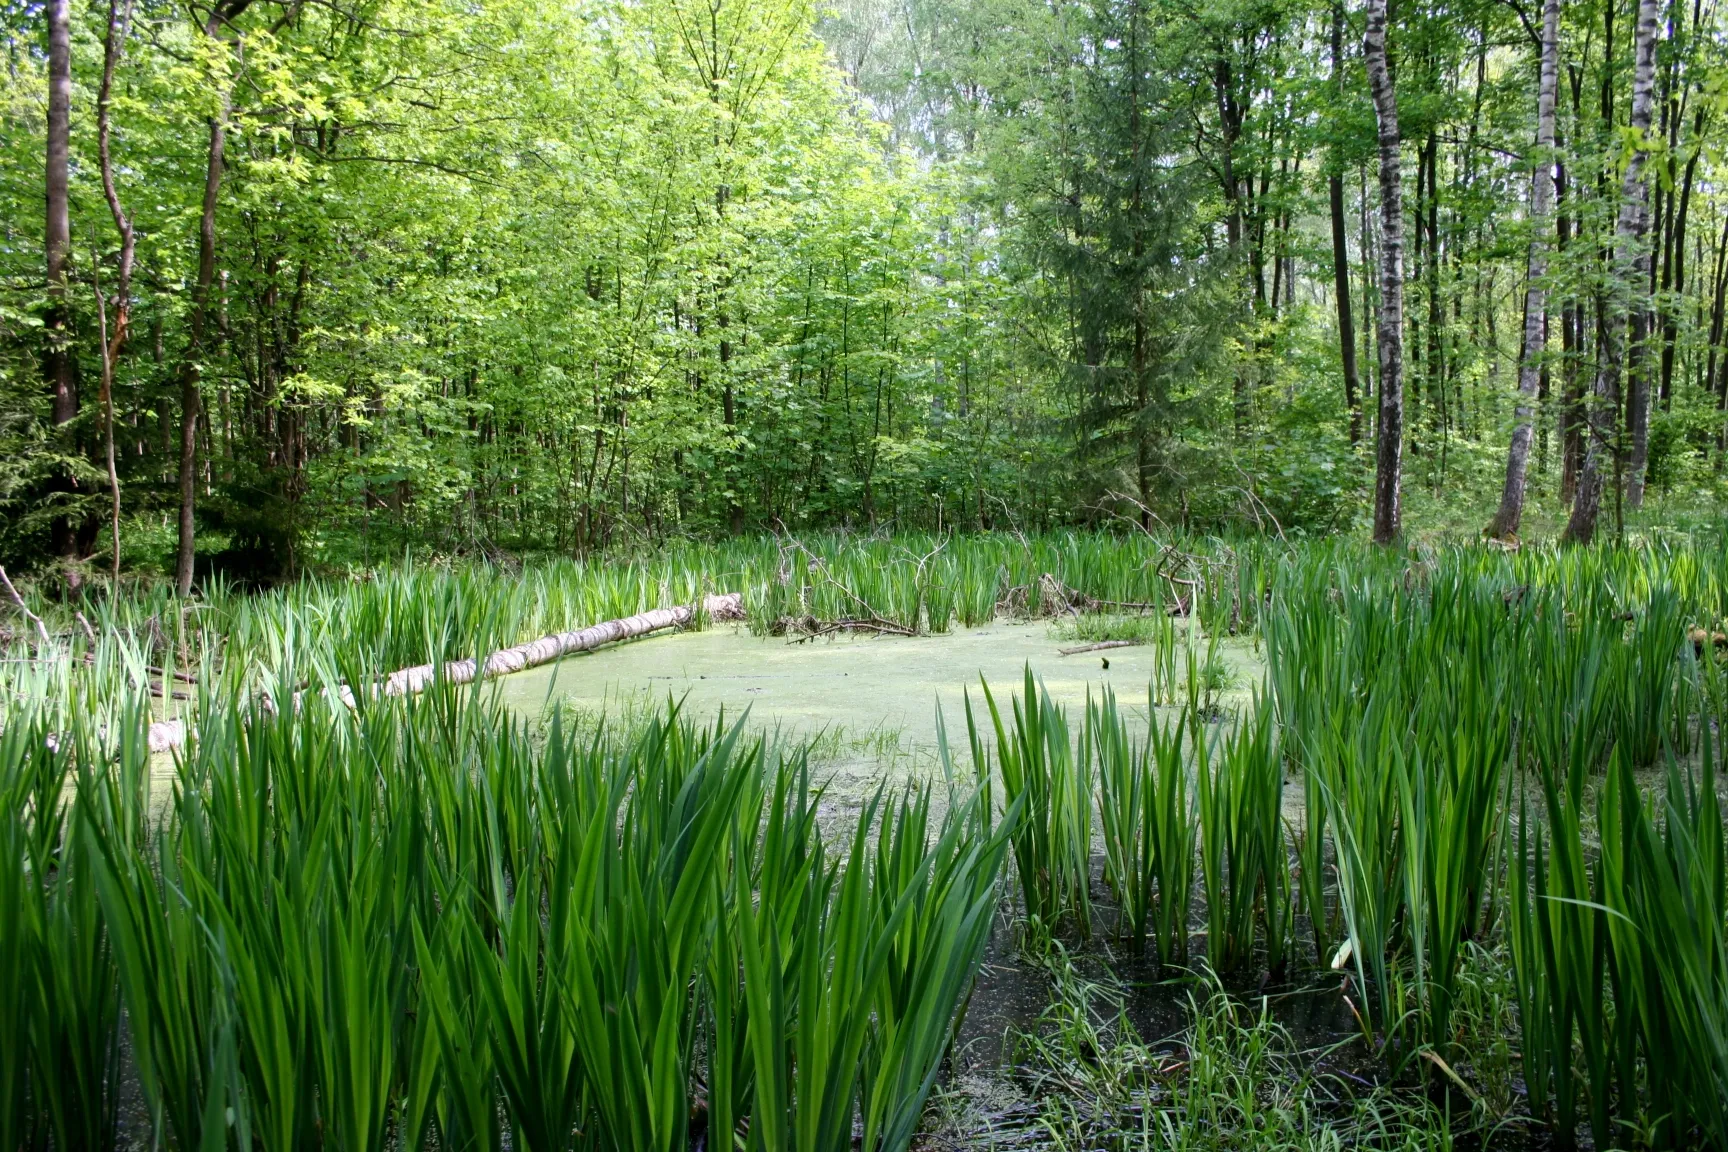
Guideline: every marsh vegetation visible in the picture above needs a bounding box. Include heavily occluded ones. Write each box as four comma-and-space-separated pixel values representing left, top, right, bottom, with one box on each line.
4, 531, 1727, 1149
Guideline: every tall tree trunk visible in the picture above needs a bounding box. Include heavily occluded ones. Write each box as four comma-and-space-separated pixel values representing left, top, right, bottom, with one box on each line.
175, 1, 250, 594
1408, 139, 1426, 451
45, 0, 78, 562
1131, 0, 1153, 523
1489, 0, 1559, 540
178, 99, 229, 595
1624, 310, 1652, 508
1707, 214, 1728, 454
1559, 69, 1585, 499
1657, 108, 1702, 410
1565, 0, 1660, 544
1364, 0, 1405, 544
1422, 131, 1443, 448
97, 0, 137, 586
1623, 2, 1668, 511
1360, 161, 1376, 411
1329, 1, 1360, 442
1213, 55, 1250, 434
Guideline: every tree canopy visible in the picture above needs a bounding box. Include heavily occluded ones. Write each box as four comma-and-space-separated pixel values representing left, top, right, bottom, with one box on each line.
3, 0, 1725, 576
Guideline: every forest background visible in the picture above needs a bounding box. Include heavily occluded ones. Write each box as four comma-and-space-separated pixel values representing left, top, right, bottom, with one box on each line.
3, 0, 1726, 583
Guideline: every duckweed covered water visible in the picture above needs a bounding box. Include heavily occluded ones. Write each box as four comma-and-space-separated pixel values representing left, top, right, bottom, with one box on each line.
499, 619, 1264, 758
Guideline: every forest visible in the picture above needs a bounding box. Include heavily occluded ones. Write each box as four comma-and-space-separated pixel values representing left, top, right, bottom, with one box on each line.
4, 0, 1728, 1149
3, 0, 1727, 574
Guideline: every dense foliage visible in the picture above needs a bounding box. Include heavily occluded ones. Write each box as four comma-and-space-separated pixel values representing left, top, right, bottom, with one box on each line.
3, 0, 1727, 575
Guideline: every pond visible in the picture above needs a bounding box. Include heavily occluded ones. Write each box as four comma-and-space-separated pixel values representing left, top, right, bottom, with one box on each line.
499, 618, 1265, 757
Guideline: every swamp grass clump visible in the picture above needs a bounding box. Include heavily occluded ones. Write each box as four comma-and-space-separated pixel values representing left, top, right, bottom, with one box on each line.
0, 685, 1015, 1152
1510, 742, 1728, 1151
1050, 611, 1177, 646
946, 954, 1462, 1152
965, 667, 1095, 943
962, 532, 1728, 1149
1095, 689, 1194, 967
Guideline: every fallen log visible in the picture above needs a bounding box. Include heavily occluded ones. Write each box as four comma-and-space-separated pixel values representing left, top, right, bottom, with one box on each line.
143, 592, 744, 752
1057, 640, 1138, 656
383, 593, 743, 695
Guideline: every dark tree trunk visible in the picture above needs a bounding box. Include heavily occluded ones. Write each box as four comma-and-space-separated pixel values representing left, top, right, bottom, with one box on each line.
1708, 215, 1728, 453
1559, 70, 1585, 500
1422, 131, 1443, 446
176, 1, 251, 594
1331, 178, 1360, 439
1131, 0, 1153, 521
1489, 0, 1559, 540
1330, 1, 1360, 442
1364, 0, 1405, 544
45, 0, 78, 561
1656, 109, 1701, 411
178, 101, 229, 595
1565, 0, 1659, 544
1213, 55, 1250, 434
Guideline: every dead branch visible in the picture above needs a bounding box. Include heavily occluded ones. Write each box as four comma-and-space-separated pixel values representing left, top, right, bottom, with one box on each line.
1038, 573, 1171, 618
1058, 640, 1139, 656
0, 567, 52, 648
775, 532, 921, 638
782, 615, 917, 641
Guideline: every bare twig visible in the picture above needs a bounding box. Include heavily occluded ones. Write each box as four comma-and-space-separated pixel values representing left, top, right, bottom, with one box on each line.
1038, 573, 1166, 617
985, 492, 1032, 555
785, 616, 917, 641
0, 567, 52, 648
1228, 464, 1288, 542
773, 532, 921, 639
1099, 489, 1170, 537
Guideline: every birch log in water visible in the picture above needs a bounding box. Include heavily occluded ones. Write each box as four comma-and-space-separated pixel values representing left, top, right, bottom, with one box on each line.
381, 593, 744, 694
144, 593, 745, 751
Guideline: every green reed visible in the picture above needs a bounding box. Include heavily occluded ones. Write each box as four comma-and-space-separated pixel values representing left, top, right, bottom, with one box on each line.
967, 667, 1094, 941
1512, 738, 1728, 1151
1195, 701, 1287, 977
4, 677, 1012, 1152
1095, 689, 1152, 949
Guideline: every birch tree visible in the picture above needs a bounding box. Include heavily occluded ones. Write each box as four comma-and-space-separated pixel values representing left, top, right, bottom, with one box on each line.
1564, 0, 1660, 545
1487, 0, 1559, 541
1364, 0, 1405, 544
